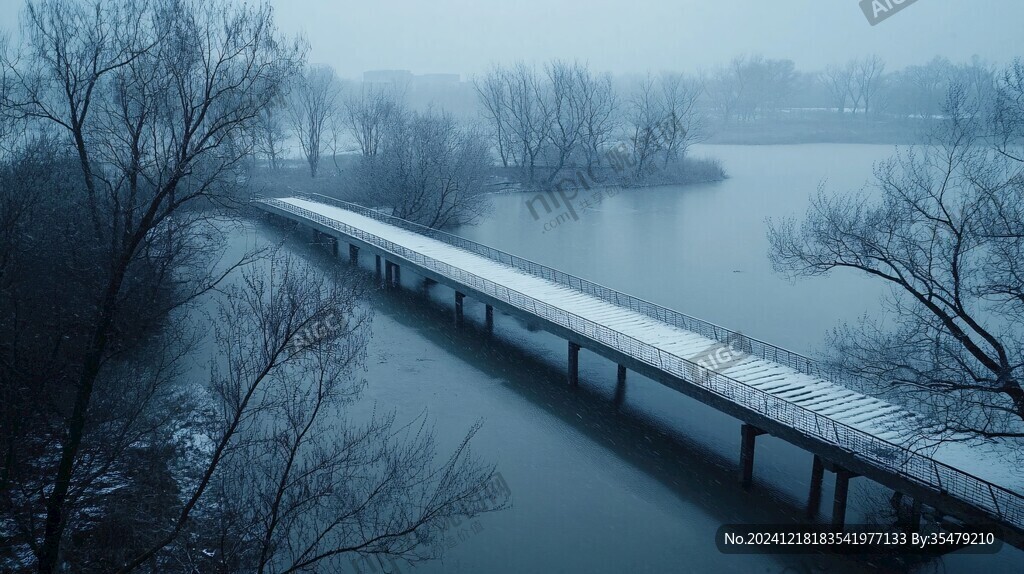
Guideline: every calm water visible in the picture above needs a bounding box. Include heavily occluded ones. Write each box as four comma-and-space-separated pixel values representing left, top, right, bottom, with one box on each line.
243, 144, 1023, 573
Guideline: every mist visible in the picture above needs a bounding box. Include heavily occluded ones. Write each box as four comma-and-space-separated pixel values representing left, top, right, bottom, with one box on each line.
3, 2, 1024, 573
265, 0, 1024, 79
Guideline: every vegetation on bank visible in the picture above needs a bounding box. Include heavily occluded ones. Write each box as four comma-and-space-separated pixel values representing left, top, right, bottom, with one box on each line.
770, 61, 1024, 442
255, 152, 726, 206
489, 156, 727, 194
0, 2, 502, 572
705, 113, 941, 145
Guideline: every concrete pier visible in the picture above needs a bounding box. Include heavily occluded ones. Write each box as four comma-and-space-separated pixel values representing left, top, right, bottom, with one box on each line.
568, 342, 580, 386
455, 291, 465, 325
739, 424, 766, 490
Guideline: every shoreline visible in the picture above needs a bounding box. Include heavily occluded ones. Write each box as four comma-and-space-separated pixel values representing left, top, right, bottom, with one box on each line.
486, 175, 727, 196
486, 156, 728, 195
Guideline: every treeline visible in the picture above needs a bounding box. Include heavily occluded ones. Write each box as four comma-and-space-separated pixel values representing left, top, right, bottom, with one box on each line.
700, 55, 1003, 143
0, 1, 499, 572
639, 54, 1002, 123
473, 61, 722, 187
251, 61, 725, 194
253, 66, 492, 228
249, 54, 1012, 187
427, 55, 1003, 186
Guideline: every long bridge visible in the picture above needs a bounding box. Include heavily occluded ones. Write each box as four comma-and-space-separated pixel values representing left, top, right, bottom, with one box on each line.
255, 193, 1024, 549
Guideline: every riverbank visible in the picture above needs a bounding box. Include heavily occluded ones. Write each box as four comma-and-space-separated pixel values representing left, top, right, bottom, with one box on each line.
487, 156, 727, 194
247, 154, 728, 202
705, 115, 935, 145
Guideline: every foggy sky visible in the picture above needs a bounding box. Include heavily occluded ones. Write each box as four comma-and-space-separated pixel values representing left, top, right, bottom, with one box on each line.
1, 0, 1023, 79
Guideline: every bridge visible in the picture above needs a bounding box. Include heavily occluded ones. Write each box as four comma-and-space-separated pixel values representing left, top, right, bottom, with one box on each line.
255, 193, 1024, 549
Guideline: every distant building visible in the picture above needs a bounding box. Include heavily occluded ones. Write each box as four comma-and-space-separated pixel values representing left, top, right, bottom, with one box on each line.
363, 69, 414, 84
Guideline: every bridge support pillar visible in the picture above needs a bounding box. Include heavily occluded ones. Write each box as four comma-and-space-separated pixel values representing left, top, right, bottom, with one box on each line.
614, 365, 627, 405
831, 467, 857, 529
739, 424, 765, 490
891, 491, 903, 509
807, 455, 825, 518
393, 264, 401, 286
485, 304, 494, 332
806, 454, 823, 517
891, 492, 923, 533
349, 244, 359, 264
909, 498, 922, 533
384, 261, 395, 289
455, 292, 465, 325
331, 236, 339, 257
375, 255, 382, 280
807, 458, 859, 528
568, 342, 580, 386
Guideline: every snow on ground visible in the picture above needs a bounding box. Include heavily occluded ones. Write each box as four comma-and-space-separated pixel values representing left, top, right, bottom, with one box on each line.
270, 197, 1024, 520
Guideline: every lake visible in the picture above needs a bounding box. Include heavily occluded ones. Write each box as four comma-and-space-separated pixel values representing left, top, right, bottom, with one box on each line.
244, 144, 1024, 573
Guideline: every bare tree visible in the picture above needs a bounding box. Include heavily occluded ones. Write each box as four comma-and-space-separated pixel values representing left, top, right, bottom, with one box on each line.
993, 59, 1024, 162
0, 0, 303, 571
503, 62, 549, 183
0, 38, 19, 160
627, 75, 664, 178
758, 57, 797, 118
540, 60, 585, 182
344, 82, 402, 158
853, 55, 886, 118
705, 55, 796, 122
255, 103, 290, 171
705, 63, 742, 123
0, 2, 503, 572
957, 56, 998, 114
289, 64, 340, 178
658, 72, 704, 167
768, 80, 1024, 441
162, 255, 502, 574
886, 59, 995, 123
820, 63, 854, 115
0, 141, 109, 562
473, 66, 515, 168
577, 67, 616, 171
357, 108, 492, 228
887, 56, 954, 120
324, 106, 351, 176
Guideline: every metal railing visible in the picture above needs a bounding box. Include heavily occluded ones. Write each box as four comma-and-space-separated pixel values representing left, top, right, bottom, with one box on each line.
256, 195, 1024, 532
291, 194, 821, 375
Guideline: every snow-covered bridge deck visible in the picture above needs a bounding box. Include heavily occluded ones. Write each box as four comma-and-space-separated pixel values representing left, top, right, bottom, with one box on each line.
255, 193, 1024, 546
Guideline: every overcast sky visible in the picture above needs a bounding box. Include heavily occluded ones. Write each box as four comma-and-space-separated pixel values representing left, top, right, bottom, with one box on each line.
1, 0, 1022, 80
